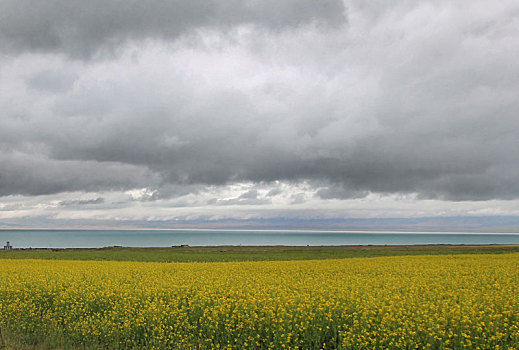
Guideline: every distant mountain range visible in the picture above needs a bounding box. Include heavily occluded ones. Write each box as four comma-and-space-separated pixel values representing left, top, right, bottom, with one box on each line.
2, 216, 519, 232
139, 216, 519, 232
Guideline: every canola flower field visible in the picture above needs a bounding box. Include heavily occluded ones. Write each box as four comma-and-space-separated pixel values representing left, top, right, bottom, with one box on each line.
0, 254, 518, 349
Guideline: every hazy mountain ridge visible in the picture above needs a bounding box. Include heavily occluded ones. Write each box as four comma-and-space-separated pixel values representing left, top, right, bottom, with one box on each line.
2, 216, 519, 232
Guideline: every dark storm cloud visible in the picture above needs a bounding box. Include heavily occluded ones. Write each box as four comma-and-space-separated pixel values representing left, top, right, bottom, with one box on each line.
1, 0, 519, 202
0, 152, 161, 196
0, 0, 345, 58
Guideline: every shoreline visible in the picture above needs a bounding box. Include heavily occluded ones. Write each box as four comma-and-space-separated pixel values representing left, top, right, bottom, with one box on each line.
3, 243, 519, 250
2, 227, 519, 233
2, 244, 519, 263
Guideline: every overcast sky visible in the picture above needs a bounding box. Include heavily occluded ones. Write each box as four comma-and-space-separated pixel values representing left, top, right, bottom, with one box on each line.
1, 0, 519, 226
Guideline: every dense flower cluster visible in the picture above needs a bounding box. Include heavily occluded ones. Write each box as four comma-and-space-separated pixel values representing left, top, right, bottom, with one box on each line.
0, 254, 518, 349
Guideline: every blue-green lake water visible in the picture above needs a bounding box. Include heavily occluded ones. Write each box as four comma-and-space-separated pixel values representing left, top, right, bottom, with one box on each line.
0, 229, 518, 248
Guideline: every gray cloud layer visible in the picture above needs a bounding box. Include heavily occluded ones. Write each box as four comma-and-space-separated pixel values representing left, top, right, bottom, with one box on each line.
0, 152, 160, 196
0, 0, 345, 58
1, 0, 519, 202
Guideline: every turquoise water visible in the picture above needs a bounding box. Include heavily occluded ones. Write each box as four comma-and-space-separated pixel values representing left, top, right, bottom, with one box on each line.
0, 229, 518, 248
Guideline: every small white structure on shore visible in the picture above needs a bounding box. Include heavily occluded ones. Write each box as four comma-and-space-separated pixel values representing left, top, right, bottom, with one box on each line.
3, 241, 12, 250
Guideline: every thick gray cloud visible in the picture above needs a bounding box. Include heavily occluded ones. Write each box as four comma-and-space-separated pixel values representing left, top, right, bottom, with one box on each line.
316, 185, 368, 200
290, 193, 306, 205
0, 152, 160, 196
266, 188, 282, 197
27, 70, 78, 93
0, 0, 519, 206
0, 0, 345, 58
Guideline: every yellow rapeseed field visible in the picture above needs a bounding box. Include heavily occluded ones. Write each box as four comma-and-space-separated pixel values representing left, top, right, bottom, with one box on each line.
0, 254, 518, 349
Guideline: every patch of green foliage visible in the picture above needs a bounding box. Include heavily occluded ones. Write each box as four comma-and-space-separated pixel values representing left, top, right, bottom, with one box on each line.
1, 244, 518, 263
